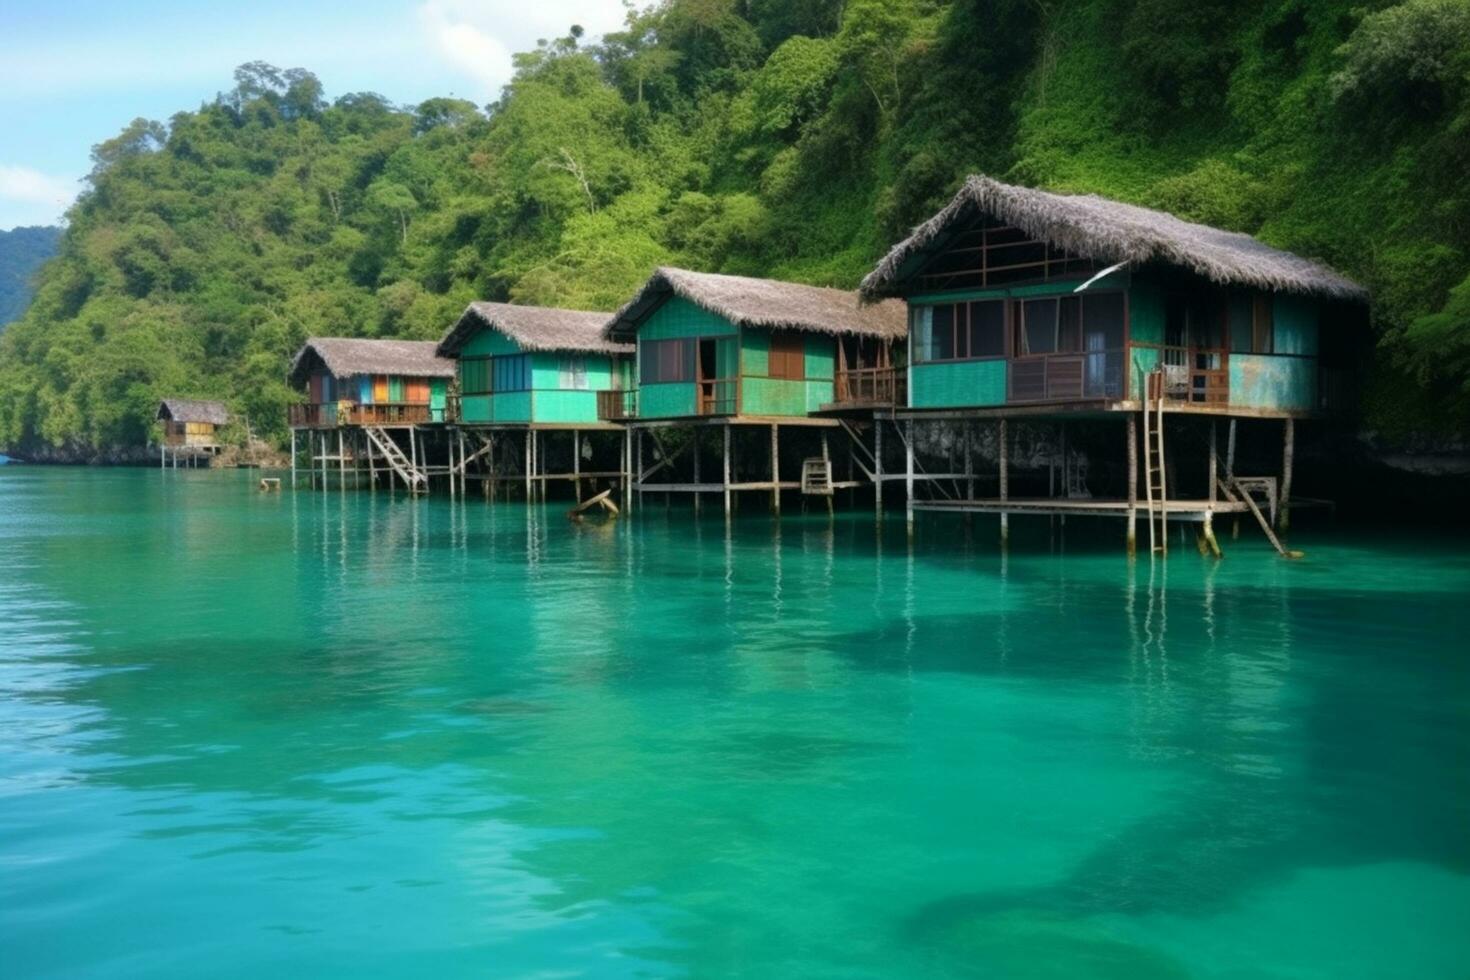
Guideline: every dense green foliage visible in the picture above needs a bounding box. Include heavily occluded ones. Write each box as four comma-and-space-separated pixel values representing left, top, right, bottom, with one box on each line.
2, 0, 1467, 453
0, 225, 61, 328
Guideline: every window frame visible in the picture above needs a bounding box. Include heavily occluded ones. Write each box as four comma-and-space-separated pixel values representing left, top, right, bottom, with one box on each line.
912, 299, 1009, 364
767, 331, 806, 381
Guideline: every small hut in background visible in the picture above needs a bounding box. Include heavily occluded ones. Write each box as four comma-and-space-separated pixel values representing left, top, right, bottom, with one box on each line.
156, 398, 229, 468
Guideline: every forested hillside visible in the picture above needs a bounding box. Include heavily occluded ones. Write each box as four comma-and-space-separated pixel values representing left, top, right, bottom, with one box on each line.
1, 0, 1467, 454
0, 226, 62, 328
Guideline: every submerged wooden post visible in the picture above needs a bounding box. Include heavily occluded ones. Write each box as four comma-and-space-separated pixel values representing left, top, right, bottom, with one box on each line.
635, 428, 644, 511
524, 430, 532, 501
1126, 415, 1137, 556
722, 423, 731, 518
904, 419, 914, 530
999, 418, 1009, 545
1279, 417, 1294, 532
622, 429, 632, 514
770, 424, 780, 515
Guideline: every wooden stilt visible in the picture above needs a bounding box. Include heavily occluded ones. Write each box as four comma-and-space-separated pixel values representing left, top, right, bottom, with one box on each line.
904, 419, 914, 529
723, 423, 731, 518
963, 422, 974, 501
999, 418, 1009, 545
1279, 417, 1294, 532
1126, 415, 1137, 556
573, 429, 582, 503
1227, 418, 1238, 538
635, 429, 644, 511
290, 429, 297, 484
874, 418, 884, 521
770, 424, 780, 515
1204, 422, 1221, 558
692, 428, 701, 515
821, 430, 834, 517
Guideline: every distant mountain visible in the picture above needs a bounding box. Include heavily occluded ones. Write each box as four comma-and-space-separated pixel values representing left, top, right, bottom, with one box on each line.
0, 226, 62, 328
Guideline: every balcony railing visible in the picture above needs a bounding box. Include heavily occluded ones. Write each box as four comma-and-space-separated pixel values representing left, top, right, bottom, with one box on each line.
597, 389, 637, 421
697, 379, 738, 416
1008, 350, 1125, 403
832, 366, 906, 407
289, 402, 437, 427
1158, 346, 1228, 405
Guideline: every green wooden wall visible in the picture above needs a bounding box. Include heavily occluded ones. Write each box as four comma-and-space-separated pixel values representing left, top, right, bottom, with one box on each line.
455, 323, 622, 424
910, 360, 1007, 408
633, 299, 835, 419
1229, 355, 1316, 411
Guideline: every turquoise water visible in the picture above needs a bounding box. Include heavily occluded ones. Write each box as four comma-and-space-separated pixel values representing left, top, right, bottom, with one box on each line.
2, 467, 1467, 978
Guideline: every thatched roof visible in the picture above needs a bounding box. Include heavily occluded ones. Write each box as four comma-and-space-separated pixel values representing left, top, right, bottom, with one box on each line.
861, 175, 1368, 301
288, 337, 456, 387
438, 302, 632, 357
156, 398, 229, 425
605, 267, 908, 341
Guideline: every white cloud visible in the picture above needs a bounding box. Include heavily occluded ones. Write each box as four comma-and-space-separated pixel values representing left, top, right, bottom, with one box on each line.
417, 0, 629, 98
0, 166, 78, 228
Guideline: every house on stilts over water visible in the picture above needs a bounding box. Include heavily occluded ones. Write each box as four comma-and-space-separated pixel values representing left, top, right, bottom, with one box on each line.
287, 337, 456, 493
435, 302, 633, 502
601, 267, 907, 514
859, 174, 1369, 556
156, 398, 229, 468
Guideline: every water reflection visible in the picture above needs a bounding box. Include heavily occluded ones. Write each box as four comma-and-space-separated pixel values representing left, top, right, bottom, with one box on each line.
3, 468, 1469, 978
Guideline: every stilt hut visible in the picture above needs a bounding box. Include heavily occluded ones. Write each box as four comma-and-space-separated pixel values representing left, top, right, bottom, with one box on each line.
156, 398, 229, 468
603, 267, 907, 420
287, 338, 455, 427
601, 268, 907, 515
434, 302, 634, 501
286, 338, 456, 494
437, 302, 632, 424
859, 174, 1369, 554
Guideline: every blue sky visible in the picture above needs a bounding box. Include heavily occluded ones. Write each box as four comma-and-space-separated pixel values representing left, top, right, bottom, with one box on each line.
0, 0, 630, 230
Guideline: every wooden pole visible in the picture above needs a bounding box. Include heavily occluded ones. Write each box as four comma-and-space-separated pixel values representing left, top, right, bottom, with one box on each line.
1203, 421, 1221, 558
1227, 417, 1239, 539
904, 418, 914, 530
524, 430, 532, 501
1279, 417, 1294, 532
573, 429, 582, 503
821, 430, 833, 517
1126, 415, 1137, 556
999, 418, 1009, 545
963, 422, 974, 501
290, 429, 297, 485
723, 423, 731, 518
692, 427, 701, 515
874, 418, 884, 521
770, 424, 780, 515
635, 429, 644, 511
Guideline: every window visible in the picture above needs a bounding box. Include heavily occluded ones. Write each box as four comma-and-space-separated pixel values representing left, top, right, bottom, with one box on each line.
405, 379, 430, 403
492, 354, 532, 392
1017, 298, 1060, 355
913, 300, 1006, 362
461, 357, 492, 395
641, 339, 694, 384
768, 332, 805, 380
558, 356, 588, 390
1252, 294, 1274, 354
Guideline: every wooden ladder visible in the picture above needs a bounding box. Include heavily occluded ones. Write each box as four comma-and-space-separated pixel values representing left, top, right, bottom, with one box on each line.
1142, 369, 1168, 555
364, 426, 427, 494
800, 457, 833, 495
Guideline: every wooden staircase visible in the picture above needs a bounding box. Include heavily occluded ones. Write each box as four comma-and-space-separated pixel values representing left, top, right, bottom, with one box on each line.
1142, 370, 1168, 555
1217, 475, 1302, 559
364, 426, 427, 494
